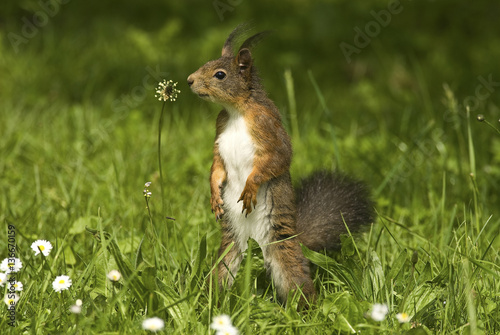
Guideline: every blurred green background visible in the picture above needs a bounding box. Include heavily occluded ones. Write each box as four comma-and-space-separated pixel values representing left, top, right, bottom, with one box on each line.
2, 0, 499, 115
1, 0, 500, 219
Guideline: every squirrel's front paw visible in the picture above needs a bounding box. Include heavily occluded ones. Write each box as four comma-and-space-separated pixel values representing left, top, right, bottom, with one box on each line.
238, 183, 258, 217
211, 196, 224, 221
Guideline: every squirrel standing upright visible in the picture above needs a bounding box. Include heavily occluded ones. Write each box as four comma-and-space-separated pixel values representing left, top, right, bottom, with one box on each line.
187, 25, 374, 305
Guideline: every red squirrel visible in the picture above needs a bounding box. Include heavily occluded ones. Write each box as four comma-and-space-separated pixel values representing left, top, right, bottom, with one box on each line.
187, 25, 373, 305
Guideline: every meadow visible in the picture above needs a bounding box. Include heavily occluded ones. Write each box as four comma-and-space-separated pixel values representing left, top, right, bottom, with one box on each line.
1, 0, 500, 334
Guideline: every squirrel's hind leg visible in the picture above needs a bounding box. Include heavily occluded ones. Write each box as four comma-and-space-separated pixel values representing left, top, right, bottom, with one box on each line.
264, 233, 316, 306
263, 176, 316, 306
215, 219, 243, 289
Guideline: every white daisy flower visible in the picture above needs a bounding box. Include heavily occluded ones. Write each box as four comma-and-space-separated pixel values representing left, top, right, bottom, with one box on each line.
4, 293, 19, 306
107, 270, 121, 282
370, 303, 389, 321
0, 258, 22, 273
215, 326, 239, 335
211, 314, 234, 331
31, 240, 53, 256
75, 299, 83, 306
52, 275, 72, 293
13, 281, 23, 291
142, 317, 165, 332
396, 312, 411, 323
0, 273, 7, 287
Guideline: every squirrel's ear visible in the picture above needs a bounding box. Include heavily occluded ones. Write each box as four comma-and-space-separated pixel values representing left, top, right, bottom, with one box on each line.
239, 31, 271, 51
222, 24, 247, 57
237, 48, 252, 75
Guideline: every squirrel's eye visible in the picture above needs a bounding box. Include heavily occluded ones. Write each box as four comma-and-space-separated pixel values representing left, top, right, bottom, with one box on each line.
214, 71, 226, 80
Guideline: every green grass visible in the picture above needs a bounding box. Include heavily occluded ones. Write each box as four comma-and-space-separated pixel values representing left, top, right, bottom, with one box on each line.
1, 2, 500, 334
1, 79, 499, 334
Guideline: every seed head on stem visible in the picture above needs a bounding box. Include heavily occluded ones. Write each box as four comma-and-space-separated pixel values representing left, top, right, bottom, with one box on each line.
155, 80, 180, 102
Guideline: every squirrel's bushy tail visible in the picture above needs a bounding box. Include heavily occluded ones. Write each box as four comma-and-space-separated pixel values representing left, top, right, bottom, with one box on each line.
295, 171, 374, 251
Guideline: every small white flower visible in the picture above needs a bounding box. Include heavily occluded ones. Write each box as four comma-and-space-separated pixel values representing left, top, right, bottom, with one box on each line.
69, 304, 81, 314
143, 182, 152, 198
396, 312, 411, 323
0, 258, 22, 273
4, 293, 19, 306
142, 317, 165, 332
107, 270, 121, 282
31, 240, 53, 256
13, 281, 23, 291
211, 314, 232, 331
52, 275, 72, 293
370, 303, 389, 321
216, 326, 239, 335
0, 273, 7, 287
69, 299, 83, 313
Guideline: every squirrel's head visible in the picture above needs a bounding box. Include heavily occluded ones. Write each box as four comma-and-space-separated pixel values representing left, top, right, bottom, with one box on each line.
187, 25, 269, 109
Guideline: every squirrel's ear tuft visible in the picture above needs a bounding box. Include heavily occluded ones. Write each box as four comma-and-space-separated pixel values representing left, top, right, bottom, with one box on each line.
237, 48, 253, 75
222, 24, 248, 57
222, 25, 271, 57
239, 31, 271, 51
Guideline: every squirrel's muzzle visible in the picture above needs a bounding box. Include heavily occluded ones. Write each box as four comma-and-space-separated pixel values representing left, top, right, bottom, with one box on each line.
187, 75, 194, 87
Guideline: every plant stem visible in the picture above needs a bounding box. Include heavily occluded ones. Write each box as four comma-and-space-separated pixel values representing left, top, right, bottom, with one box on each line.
158, 101, 166, 214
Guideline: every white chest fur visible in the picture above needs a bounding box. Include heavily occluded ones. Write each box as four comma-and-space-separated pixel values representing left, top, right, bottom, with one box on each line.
217, 113, 271, 250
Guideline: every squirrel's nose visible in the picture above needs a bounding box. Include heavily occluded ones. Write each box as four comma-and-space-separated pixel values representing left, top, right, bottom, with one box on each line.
187, 75, 194, 87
